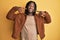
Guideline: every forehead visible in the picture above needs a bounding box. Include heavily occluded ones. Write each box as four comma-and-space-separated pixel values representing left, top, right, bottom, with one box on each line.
29, 3, 34, 6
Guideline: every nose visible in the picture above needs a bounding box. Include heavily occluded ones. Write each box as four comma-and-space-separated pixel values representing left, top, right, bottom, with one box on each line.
29, 6, 32, 9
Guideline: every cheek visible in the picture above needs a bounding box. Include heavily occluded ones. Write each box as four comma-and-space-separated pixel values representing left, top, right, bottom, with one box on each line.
31, 7, 34, 11
32, 7, 34, 9
31, 7, 34, 10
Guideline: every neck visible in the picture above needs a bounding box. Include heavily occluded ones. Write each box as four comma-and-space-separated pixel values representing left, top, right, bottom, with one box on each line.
28, 13, 33, 16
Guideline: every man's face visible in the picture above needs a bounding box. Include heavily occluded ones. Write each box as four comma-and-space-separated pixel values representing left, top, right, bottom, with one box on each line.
28, 3, 35, 13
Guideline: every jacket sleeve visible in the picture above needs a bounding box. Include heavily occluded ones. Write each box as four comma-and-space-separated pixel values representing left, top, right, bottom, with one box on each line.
12, 14, 22, 39
6, 6, 19, 21
43, 11, 51, 24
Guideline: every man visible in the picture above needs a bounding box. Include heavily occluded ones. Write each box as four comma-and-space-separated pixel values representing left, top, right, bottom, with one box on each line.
6, 1, 51, 40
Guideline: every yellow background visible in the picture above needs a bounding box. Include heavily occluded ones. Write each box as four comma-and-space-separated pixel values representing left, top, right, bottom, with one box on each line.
0, 0, 60, 40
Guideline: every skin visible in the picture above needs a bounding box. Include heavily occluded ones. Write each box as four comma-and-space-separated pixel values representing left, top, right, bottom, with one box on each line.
28, 3, 35, 15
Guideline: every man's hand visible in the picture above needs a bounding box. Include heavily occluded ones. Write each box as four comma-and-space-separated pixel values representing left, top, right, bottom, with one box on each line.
18, 7, 25, 13
41, 11, 46, 17
39, 11, 46, 17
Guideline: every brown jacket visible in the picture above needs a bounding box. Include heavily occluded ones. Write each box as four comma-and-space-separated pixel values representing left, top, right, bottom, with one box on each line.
6, 6, 51, 39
